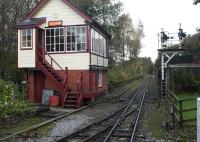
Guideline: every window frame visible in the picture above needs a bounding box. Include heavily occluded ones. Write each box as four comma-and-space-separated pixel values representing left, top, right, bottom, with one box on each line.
45, 25, 87, 53
66, 26, 87, 52
91, 28, 107, 57
20, 29, 33, 50
45, 27, 65, 53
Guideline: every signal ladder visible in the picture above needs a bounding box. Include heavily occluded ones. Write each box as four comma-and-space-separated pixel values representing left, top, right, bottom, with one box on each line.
161, 80, 167, 99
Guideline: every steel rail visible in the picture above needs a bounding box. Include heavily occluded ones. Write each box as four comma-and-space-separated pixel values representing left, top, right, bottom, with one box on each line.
56, 103, 129, 141
56, 98, 139, 142
130, 85, 147, 142
103, 85, 143, 142
0, 101, 101, 142
0, 80, 141, 142
82, 107, 138, 142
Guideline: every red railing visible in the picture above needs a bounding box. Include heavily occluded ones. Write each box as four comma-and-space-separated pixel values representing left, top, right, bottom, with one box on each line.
63, 67, 69, 106
77, 72, 83, 108
37, 47, 69, 106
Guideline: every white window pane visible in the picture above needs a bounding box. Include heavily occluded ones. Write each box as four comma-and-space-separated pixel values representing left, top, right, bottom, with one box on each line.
81, 43, 86, 50
67, 44, 71, 51
60, 36, 64, 44
22, 36, 26, 42
27, 41, 31, 47
77, 35, 81, 43
60, 44, 64, 51
77, 43, 81, 51
46, 45, 50, 52
72, 43, 75, 51
77, 27, 81, 34
55, 28, 59, 36
27, 35, 31, 41
71, 27, 75, 33
51, 45, 55, 52
51, 29, 54, 36
46, 37, 50, 44
27, 29, 32, 35
67, 36, 71, 43
22, 42, 26, 47
60, 28, 64, 36
72, 34, 76, 43
22, 30, 26, 36
56, 44, 59, 51
56, 37, 59, 43
81, 27, 86, 34
46, 29, 50, 36
21, 29, 32, 48
81, 35, 86, 42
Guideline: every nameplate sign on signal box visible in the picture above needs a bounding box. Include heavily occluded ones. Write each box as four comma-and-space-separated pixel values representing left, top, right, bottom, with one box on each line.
48, 21, 63, 27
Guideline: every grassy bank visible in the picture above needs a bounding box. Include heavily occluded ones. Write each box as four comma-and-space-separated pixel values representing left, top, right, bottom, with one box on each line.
176, 92, 198, 125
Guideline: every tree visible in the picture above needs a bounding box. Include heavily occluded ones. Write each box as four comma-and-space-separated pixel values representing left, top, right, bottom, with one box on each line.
194, 0, 200, 5
0, 0, 38, 81
112, 15, 144, 63
128, 20, 144, 61
70, 0, 122, 27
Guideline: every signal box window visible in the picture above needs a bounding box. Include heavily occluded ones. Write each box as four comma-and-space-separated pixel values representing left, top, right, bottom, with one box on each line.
66, 26, 86, 52
45, 27, 64, 52
21, 29, 32, 49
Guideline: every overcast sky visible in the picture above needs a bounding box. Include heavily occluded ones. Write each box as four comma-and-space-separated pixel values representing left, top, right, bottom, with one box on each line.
122, 0, 200, 62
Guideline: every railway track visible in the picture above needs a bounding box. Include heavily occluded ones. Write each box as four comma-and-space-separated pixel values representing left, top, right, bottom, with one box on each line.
0, 79, 142, 142
103, 82, 148, 142
56, 81, 148, 142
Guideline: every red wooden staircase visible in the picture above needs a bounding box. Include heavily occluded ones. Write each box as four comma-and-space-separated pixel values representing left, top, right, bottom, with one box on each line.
36, 48, 83, 108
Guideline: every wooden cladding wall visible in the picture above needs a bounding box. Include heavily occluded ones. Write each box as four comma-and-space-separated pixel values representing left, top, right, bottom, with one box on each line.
33, 0, 85, 28
18, 29, 36, 68
45, 53, 90, 70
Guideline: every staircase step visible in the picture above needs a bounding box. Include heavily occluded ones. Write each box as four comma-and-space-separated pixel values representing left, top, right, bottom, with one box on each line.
68, 92, 77, 95
66, 100, 77, 103
64, 104, 77, 108
67, 96, 77, 99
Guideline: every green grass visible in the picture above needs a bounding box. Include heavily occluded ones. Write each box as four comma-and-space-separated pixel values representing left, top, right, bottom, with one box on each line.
176, 92, 198, 122
144, 102, 168, 139
0, 117, 46, 138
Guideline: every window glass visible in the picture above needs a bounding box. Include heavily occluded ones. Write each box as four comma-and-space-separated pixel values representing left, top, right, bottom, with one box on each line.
103, 39, 107, 57
66, 26, 86, 52
91, 29, 106, 57
45, 26, 86, 53
45, 27, 64, 52
91, 29, 95, 52
21, 29, 32, 48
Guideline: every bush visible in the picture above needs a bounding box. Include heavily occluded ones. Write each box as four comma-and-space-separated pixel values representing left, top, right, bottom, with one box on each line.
172, 70, 198, 91
0, 79, 33, 117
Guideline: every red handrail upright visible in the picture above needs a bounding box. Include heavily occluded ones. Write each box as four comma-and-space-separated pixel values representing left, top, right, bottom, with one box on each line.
63, 67, 69, 107
77, 72, 83, 108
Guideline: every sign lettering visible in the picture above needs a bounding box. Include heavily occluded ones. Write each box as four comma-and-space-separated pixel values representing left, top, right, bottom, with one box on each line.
48, 21, 62, 27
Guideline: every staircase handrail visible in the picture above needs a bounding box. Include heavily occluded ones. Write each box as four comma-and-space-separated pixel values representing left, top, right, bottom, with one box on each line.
44, 52, 64, 71
37, 48, 69, 107
37, 52, 60, 77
